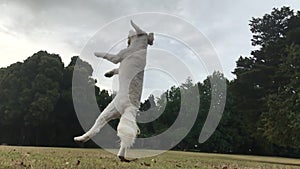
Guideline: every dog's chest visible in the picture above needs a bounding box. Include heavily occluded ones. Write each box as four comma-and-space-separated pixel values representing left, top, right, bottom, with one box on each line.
119, 52, 146, 75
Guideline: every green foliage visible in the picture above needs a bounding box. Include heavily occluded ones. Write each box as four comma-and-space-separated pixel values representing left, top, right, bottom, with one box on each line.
250, 6, 294, 46
259, 44, 300, 147
0, 51, 109, 147
232, 6, 300, 154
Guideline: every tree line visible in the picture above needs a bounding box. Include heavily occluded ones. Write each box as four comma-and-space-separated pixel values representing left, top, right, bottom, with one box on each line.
0, 7, 299, 157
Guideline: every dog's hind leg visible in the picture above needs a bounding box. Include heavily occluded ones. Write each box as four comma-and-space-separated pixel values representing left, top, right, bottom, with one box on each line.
118, 139, 138, 162
117, 106, 139, 162
74, 102, 120, 142
118, 145, 129, 162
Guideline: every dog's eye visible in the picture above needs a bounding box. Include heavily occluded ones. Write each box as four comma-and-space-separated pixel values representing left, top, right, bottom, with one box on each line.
137, 33, 146, 37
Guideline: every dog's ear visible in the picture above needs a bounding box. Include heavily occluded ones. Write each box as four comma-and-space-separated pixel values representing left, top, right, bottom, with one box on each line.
131, 20, 146, 35
148, 33, 154, 45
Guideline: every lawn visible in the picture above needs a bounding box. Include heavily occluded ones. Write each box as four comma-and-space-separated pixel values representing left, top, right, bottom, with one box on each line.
0, 146, 299, 169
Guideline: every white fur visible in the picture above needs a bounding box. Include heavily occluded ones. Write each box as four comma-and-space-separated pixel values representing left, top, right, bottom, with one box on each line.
74, 20, 153, 159
117, 109, 140, 148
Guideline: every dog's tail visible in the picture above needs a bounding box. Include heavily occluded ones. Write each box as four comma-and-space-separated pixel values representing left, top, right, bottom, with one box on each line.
117, 110, 140, 148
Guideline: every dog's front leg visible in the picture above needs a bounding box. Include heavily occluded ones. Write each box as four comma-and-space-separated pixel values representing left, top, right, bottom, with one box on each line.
104, 68, 119, 77
94, 52, 121, 64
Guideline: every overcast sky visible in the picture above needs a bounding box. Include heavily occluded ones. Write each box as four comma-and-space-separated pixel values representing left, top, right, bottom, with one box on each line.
1, 0, 299, 97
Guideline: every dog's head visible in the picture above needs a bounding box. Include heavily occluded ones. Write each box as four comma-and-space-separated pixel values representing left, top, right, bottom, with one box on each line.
127, 20, 154, 46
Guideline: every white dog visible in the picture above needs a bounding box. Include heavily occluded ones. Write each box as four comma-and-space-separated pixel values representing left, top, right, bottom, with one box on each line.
74, 20, 154, 162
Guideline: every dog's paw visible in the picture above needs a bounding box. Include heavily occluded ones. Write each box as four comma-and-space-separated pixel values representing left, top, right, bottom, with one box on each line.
74, 135, 90, 143
104, 72, 114, 78
118, 156, 137, 163
118, 156, 131, 163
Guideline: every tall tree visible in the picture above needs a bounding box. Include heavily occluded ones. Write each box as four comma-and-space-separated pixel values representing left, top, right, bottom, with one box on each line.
232, 7, 300, 153
0, 51, 64, 145
260, 43, 300, 148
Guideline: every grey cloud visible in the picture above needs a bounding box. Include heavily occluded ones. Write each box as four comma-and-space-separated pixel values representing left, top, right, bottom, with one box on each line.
1, 0, 299, 81
0, 0, 184, 59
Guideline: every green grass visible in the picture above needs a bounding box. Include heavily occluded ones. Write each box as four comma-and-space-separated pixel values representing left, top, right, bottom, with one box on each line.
0, 146, 299, 169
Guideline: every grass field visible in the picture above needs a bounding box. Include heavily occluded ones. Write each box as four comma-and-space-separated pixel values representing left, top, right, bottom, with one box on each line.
0, 146, 299, 169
